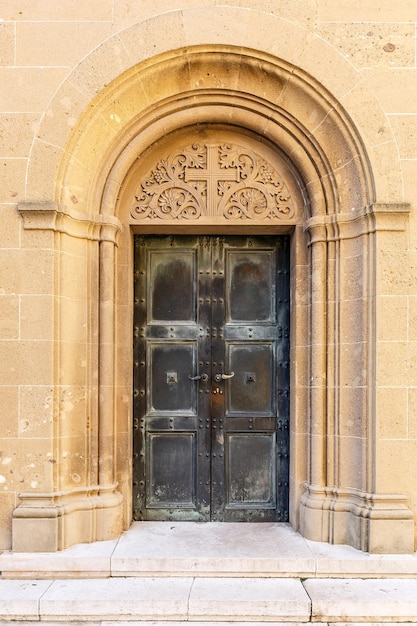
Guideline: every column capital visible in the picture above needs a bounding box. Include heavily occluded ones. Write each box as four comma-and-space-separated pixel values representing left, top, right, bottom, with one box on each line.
18, 202, 123, 245
304, 203, 410, 244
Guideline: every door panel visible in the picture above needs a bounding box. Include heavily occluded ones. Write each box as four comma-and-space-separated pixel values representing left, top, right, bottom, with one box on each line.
226, 433, 276, 507
149, 343, 197, 413
147, 433, 196, 508
133, 234, 289, 522
227, 250, 275, 322
227, 343, 274, 415
149, 250, 196, 322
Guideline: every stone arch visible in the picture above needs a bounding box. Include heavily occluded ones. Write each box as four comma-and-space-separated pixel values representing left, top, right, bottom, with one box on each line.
15, 10, 413, 553
54, 48, 377, 218
26, 8, 402, 208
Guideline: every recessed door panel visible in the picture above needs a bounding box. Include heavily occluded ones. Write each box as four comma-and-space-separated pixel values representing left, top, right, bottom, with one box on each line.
133, 235, 290, 522
149, 343, 196, 414
147, 433, 196, 507
149, 250, 196, 322
227, 250, 275, 322
226, 433, 276, 507
227, 343, 274, 415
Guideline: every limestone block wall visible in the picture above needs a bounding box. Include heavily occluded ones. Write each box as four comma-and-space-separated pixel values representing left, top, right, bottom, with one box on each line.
0, 0, 416, 551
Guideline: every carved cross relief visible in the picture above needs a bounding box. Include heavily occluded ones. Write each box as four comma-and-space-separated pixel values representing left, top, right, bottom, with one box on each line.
131, 143, 295, 221
184, 145, 240, 215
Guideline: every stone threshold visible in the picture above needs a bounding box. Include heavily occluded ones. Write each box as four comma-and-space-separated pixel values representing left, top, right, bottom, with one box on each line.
1, 577, 417, 623
1, 522, 417, 580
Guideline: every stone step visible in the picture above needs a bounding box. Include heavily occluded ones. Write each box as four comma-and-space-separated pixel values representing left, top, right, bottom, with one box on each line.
0, 577, 309, 622
1, 577, 417, 623
2, 522, 417, 580
305, 578, 417, 622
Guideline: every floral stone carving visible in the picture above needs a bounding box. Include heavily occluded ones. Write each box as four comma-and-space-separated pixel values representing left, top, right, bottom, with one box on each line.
131, 143, 294, 220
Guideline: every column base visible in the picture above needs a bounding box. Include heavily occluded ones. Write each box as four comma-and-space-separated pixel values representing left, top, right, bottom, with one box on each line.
300, 483, 415, 554
12, 485, 123, 552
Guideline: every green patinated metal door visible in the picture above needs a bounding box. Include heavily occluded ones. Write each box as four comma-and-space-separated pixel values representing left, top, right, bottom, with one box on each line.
133, 234, 290, 522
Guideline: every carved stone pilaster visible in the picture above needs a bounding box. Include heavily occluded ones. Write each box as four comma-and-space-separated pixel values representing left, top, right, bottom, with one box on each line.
13, 201, 124, 552
301, 201, 414, 554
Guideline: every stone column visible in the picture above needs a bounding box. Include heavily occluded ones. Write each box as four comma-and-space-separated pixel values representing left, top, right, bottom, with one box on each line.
299, 219, 332, 539
95, 223, 125, 538
309, 224, 328, 488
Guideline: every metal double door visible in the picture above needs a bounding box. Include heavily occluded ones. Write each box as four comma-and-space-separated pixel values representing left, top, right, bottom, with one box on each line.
133, 235, 290, 522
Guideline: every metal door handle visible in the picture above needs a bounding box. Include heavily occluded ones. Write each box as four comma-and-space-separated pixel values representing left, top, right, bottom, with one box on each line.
214, 372, 235, 382
189, 373, 209, 382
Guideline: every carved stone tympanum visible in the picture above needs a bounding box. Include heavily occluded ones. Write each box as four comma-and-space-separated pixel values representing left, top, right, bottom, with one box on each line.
131, 143, 295, 221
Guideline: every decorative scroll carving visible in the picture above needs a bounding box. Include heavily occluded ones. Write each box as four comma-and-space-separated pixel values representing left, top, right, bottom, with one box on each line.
131, 143, 295, 221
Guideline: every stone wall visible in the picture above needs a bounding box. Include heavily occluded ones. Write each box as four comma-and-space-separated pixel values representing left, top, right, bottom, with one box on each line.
0, 1, 416, 552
